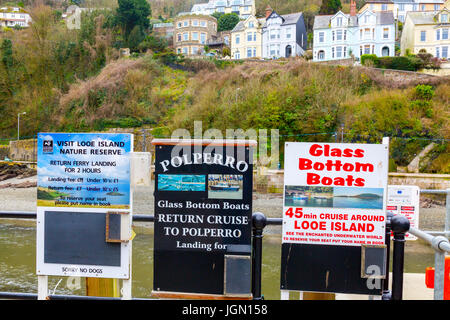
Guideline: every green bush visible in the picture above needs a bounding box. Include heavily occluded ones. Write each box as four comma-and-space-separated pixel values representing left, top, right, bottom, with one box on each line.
376, 56, 423, 71
362, 54, 425, 71
360, 54, 378, 66
414, 84, 435, 100
98, 117, 144, 128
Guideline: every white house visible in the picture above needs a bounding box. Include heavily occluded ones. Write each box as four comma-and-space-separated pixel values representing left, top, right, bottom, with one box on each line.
262, 9, 308, 59
0, 7, 31, 28
191, 0, 256, 19
313, 1, 396, 61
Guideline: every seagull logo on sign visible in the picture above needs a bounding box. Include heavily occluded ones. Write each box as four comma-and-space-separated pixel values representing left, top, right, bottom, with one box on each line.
43, 140, 53, 154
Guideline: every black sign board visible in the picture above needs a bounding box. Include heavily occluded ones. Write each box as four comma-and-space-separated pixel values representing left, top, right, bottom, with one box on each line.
152, 139, 255, 298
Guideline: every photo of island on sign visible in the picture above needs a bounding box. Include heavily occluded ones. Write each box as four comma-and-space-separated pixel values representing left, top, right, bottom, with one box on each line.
208, 174, 243, 199
284, 186, 383, 209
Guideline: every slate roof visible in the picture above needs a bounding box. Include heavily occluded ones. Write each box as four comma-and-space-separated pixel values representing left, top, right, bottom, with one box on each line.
281, 12, 303, 25
313, 15, 333, 29
377, 11, 395, 24
262, 11, 303, 28
313, 10, 394, 29
231, 16, 266, 32
231, 20, 245, 32
406, 11, 437, 24
391, 0, 415, 3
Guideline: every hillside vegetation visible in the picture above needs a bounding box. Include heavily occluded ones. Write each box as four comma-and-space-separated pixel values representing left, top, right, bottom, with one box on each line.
55, 56, 449, 173
0, 2, 448, 174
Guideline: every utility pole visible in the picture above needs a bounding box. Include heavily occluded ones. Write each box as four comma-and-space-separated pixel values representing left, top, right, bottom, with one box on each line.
17, 112, 26, 140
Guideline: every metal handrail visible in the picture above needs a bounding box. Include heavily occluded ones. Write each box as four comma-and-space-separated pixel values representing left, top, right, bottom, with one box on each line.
0, 187, 449, 300
0, 211, 282, 226
408, 226, 450, 300
408, 227, 450, 252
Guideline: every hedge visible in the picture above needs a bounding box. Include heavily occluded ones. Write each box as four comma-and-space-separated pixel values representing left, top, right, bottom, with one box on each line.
361, 54, 424, 71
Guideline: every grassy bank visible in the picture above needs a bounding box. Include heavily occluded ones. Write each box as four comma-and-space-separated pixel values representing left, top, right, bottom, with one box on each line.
54, 56, 449, 173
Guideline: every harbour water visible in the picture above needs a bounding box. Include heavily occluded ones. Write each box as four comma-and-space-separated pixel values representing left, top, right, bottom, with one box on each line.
0, 185, 444, 299
0, 219, 438, 299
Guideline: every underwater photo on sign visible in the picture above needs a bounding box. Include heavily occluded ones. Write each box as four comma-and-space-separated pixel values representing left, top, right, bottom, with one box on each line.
157, 174, 206, 191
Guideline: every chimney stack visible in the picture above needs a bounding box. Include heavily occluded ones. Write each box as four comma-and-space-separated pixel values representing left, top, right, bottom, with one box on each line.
265, 5, 273, 19
350, 0, 356, 16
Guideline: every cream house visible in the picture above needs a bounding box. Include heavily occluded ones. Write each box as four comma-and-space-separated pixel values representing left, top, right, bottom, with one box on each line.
230, 15, 265, 59
360, 0, 445, 23
359, 0, 395, 14
173, 13, 218, 56
401, 8, 450, 57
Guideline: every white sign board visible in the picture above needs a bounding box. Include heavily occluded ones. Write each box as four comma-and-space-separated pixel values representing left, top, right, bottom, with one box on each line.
387, 185, 420, 240
282, 142, 389, 247
36, 133, 133, 279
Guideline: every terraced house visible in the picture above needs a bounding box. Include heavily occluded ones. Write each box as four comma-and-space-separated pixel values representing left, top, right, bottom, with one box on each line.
313, 1, 395, 61
173, 14, 217, 56
261, 7, 308, 58
400, 7, 450, 57
231, 14, 265, 59
359, 0, 445, 22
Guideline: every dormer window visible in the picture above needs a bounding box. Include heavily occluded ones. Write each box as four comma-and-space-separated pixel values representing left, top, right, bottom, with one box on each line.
249, 21, 254, 28
337, 17, 342, 26
441, 13, 448, 23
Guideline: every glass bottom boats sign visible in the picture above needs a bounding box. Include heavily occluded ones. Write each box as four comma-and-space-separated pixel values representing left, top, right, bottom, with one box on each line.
282, 142, 389, 246
280, 141, 389, 295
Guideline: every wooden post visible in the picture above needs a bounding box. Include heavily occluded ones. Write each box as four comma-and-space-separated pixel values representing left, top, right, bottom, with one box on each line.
302, 292, 335, 300
86, 278, 120, 297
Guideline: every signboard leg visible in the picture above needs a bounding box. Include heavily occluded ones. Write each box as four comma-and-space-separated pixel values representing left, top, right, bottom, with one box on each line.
38, 275, 48, 300
122, 279, 132, 300
280, 290, 289, 300
303, 292, 335, 300
86, 278, 120, 297
122, 241, 132, 300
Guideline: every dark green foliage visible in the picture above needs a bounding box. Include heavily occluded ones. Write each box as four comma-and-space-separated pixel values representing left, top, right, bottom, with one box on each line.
360, 54, 378, 66
138, 35, 168, 53
361, 55, 424, 71
377, 56, 423, 71
217, 13, 240, 32
94, 117, 155, 130
211, 11, 224, 21
115, 0, 151, 38
127, 25, 145, 51
319, 0, 342, 14
1, 39, 13, 70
